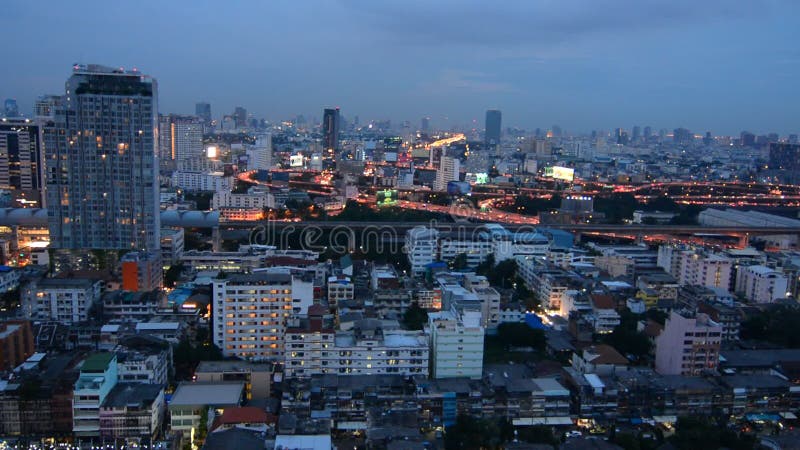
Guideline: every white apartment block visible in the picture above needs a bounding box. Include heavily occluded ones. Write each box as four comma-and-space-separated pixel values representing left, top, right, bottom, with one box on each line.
735, 265, 789, 303
170, 170, 232, 192
428, 306, 484, 379
658, 245, 732, 289
213, 273, 311, 361
327, 276, 354, 308
433, 155, 460, 191
406, 226, 439, 277
20, 278, 103, 325
212, 190, 275, 210
285, 322, 428, 378
655, 310, 722, 376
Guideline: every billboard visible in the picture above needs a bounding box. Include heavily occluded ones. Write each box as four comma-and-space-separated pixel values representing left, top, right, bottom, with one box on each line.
545, 165, 574, 182
376, 189, 399, 207
466, 172, 489, 184
290, 154, 304, 167
447, 181, 472, 196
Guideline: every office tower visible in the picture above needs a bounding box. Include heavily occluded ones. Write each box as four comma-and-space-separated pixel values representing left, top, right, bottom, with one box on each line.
434, 155, 460, 191
3, 99, 19, 117
484, 109, 501, 147
740, 131, 756, 147
614, 128, 628, 145
769, 142, 800, 184
46, 64, 160, 252
632, 125, 641, 142
643, 126, 652, 140
655, 310, 721, 376
195, 102, 211, 125
673, 128, 692, 145
247, 133, 273, 171
158, 114, 203, 167
551, 124, 562, 138
34, 95, 61, 118
789, 134, 798, 144
233, 106, 247, 128
703, 131, 713, 146
0, 118, 46, 207
421, 116, 430, 133
322, 107, 340, 153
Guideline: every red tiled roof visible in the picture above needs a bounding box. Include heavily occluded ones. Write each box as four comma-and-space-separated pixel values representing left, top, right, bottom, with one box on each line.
591, 294, 616, 310
585, 344, 629, 365
308, 304, 328, 316
218, 407, 269, 425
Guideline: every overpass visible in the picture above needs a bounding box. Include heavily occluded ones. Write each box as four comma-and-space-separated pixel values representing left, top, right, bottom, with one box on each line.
2, 208, 798, 239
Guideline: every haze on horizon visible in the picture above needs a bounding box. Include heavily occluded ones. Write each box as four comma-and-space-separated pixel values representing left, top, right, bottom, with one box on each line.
1, 0, 798, 135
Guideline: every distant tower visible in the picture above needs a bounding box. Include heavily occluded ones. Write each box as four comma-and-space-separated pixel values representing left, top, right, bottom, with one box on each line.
485, 110, 502, 147
632, 126, 641, 142
0, 118, 45, 207
421, 116, 430, 133
323, 107, 341, 153
233, 106, 247, 128
158, 114, 204, 168
3, 99, 19, 117
46, 64, 160, 252
195, 102, 211, 125
434, 155, 460, 191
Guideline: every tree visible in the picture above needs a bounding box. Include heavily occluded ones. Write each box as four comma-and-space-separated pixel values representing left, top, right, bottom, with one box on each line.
740, 305, 800, 348
402, 302, 428, 331
669, 416, 755, 450
516, 426, 558, 446
488, 259, 517, 288
444, 415, 513, 450
496, 323, 546, 351
163, 263, 184, 288
451, 253, 468, 271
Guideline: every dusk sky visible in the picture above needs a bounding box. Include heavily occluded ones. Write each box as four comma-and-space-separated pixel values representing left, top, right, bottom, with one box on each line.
2, 0, 798, 134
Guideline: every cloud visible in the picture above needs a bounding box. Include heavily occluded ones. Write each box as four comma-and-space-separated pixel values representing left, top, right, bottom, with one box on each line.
416, 70, 518, 95
339, 0, 787, 50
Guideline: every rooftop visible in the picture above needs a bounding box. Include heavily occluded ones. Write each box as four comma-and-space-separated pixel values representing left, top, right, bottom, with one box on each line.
81, 353, 115, 373
103, 383, 163, 408
170, 382, 244, 407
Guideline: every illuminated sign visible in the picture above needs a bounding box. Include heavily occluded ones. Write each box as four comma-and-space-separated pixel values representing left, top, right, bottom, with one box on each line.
290, 154, 304, 167
467, 172, 488, 184
206, 146, 218, 158
376, 189, 399, 207
545, 166, 574, 182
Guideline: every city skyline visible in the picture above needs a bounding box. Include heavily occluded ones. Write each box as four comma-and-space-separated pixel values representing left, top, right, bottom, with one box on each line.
1, 0, 799, 135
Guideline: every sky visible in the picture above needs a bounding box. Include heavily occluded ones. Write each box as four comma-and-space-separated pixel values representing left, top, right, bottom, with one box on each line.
1, 0, 799, 135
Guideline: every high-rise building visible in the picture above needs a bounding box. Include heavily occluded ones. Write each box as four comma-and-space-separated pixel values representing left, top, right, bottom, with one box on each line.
740, 131, 756, 147
673, 128, 692, 145
157, 114, 203, 168
195, 102, 211, 125
769, 142, 800, 184
247, 133, 272, 171
0, 118, 46, 207
34, 95, 62, 118
213, 272, 313, 360
632, 125, 641, 142
3, 99, 19, 117
421, 116, 430, 133
233, 106, 247, 129
322, 107, 340, 153
655, 310, 721, 376
484, 109, 502, 147
643, 126, 652, 140
428, 306, 484, 379
46, 64, 160, 252
433, 155, 460, 191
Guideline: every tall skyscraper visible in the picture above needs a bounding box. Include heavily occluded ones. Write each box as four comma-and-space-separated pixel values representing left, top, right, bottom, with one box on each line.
0, 118, 45, 207
485, 109, 501, 147
233, 106, 247, 129
632, 125, 641, 142
158, 114, 203, 168
247, 133, 273, 171
322, 107, 340, 153
643, 126, 652, 140
46, 64, 160, 252
769, 142, 800, 184
421, 116, 430, 133
434, 155, 460, 191
4, 99, 19, 118
195, 102, 211, 125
